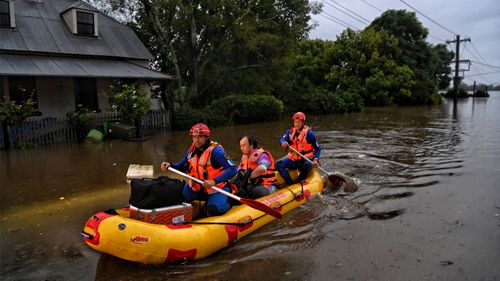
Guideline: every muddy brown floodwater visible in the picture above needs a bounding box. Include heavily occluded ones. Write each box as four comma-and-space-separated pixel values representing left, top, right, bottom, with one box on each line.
1, 93, 499, 280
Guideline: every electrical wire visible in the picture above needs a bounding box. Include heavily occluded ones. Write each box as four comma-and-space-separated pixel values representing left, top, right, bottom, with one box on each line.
470, 60, 500, 70
321, 1, 368, 26
469, 42, 489, 65
328, 0, 371, 25
320, 11, 360, 30
359, 0, 383, 13
399, 0, 458, 36
467, 71, 500, 77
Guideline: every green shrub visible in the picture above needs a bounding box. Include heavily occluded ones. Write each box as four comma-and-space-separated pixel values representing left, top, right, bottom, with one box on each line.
443, 88, 469, 98
209, 95, 284, 124
172, 95, 284, 130
66, 105, 92, 128
108, 83, 152, 124
172, 107, 207, 130
0, 99, 36, 125
300, 91, 364, 114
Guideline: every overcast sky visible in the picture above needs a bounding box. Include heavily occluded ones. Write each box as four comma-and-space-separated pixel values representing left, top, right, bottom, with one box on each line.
309, 0, 500, 86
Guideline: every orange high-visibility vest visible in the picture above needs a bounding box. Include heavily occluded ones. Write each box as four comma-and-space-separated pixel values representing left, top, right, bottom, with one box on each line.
287, 126, 315, 161
187, 141, 226, 194
239, 147, 277, 186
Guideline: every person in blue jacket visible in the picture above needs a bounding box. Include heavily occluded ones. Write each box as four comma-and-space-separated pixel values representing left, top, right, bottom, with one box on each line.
160, 123, 237, 216
278, 112, 321, 185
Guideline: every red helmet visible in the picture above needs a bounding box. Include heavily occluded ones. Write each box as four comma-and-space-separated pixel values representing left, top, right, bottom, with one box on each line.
189, 123, 210, 137
292, 112, 306, 121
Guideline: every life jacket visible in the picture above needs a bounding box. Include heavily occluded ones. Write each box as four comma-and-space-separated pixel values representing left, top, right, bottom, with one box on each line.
239, 147, 277, 186
187, 141, 226, 194
287, 125, 315, 161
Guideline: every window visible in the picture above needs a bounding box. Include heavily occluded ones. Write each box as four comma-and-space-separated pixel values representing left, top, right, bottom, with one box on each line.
0, 0, 10, 27
76, 11, 94, 36
8, 77, 39, 111
74, 78, 98, 111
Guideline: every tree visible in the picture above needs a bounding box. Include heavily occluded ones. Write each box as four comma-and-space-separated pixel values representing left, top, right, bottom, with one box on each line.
431, 44, 454, 90
368, 9, 453, 104
326, 28, 415, 106
131, 0, 317, 108
108, 82, 152, 139
291, 39, 337, 94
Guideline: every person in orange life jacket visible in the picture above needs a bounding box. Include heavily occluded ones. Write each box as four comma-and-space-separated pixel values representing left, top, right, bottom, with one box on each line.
236, 135, 278, 199
277, 112, 321, 185
160, 123, 237, 216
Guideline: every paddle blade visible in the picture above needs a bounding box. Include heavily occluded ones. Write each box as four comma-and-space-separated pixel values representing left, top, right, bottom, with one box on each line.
328, 174, 359, 193
240, 198, 282, 219
328, 174, 345, 192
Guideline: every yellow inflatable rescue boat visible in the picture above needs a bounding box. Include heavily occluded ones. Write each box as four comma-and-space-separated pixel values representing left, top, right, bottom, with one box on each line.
82, 169, 324, 264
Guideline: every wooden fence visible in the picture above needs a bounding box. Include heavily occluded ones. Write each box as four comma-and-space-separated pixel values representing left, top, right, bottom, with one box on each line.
0, 109, 171, 149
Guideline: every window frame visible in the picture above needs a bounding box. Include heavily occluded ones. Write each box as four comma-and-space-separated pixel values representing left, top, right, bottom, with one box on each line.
74, 78, 99, 112
0, 0, 11, 28
76, 10, 95, 36
8, 76, 39, 113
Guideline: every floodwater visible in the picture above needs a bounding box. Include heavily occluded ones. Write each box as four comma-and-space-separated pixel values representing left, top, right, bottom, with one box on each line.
1, 93, 499, 280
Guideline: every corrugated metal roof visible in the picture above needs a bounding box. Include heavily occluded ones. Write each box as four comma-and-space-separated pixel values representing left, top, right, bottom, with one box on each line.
0, 0, 153, 60
0, 54, 172, 79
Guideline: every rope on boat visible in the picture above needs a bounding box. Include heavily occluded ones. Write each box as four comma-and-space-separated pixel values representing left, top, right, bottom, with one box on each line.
177, 182, 307, 226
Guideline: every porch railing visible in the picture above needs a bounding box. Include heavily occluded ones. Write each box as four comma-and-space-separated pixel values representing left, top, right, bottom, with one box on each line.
0, 109, 171, 149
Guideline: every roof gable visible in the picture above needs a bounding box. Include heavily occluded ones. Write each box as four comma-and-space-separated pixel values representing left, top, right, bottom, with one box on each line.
61, 0, 100, 14
0, 0, 153, 61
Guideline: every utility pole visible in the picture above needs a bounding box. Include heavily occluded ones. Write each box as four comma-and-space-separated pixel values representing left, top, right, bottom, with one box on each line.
446, 35, 471, 103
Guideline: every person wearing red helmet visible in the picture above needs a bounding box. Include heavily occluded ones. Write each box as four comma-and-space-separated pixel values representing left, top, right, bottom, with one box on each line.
277, 112, 321, 185
160, 123, 237, 216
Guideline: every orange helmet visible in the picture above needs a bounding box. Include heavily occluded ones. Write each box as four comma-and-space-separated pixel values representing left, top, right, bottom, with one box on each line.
292, 112, 306, 121
189, 123, 210, 137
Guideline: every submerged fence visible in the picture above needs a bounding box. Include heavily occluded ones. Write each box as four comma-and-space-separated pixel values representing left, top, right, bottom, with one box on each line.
0, 109, 171, 149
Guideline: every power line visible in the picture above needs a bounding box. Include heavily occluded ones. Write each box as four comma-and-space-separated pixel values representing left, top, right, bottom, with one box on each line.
321, 11, 360, 30
328, 0, 371, 25
469, 42, 489, 65
356, 0, 448, 43
321, 1, 367, 26
470, 60, 500, 70
399, 0, 458, 36
359, 0, 383, 13
312, 17, 342, 34
464, 45, 482, 65
469, 64, 497, 84
467, 71, 500, 77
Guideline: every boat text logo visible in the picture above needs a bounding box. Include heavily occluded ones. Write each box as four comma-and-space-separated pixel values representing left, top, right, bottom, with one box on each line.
131, 236, 150, 244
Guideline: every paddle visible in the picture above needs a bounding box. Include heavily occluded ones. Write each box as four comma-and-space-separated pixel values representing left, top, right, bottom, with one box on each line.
287, 145, 359, 193
167, 167, 282, 219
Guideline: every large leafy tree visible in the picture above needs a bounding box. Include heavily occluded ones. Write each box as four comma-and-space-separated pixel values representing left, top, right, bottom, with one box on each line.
127, 0, 317, 107
326, 28, 415, 106
368, 9, 453, 104
291, 39, 337, 94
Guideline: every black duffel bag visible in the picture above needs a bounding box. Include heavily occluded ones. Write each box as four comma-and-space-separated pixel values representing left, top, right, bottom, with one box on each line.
129, 176, 185, 209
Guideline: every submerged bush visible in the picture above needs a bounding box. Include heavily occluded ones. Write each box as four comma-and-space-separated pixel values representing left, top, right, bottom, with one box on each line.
210, 95, 284, 124
172, 95, 284, 130
443, 88, 469, 98
299, 91, 364, 114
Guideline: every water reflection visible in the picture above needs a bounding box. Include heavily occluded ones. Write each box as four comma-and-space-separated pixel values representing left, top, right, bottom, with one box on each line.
2, 93, 500, 280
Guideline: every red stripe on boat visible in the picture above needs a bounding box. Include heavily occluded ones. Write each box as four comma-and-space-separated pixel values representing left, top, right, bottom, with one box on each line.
165, 248, 197, 263
166, 224, 192, 229
225, 225, 238, 245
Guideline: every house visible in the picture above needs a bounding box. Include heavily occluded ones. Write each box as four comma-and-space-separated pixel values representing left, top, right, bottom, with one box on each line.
0, 0, 171, 118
